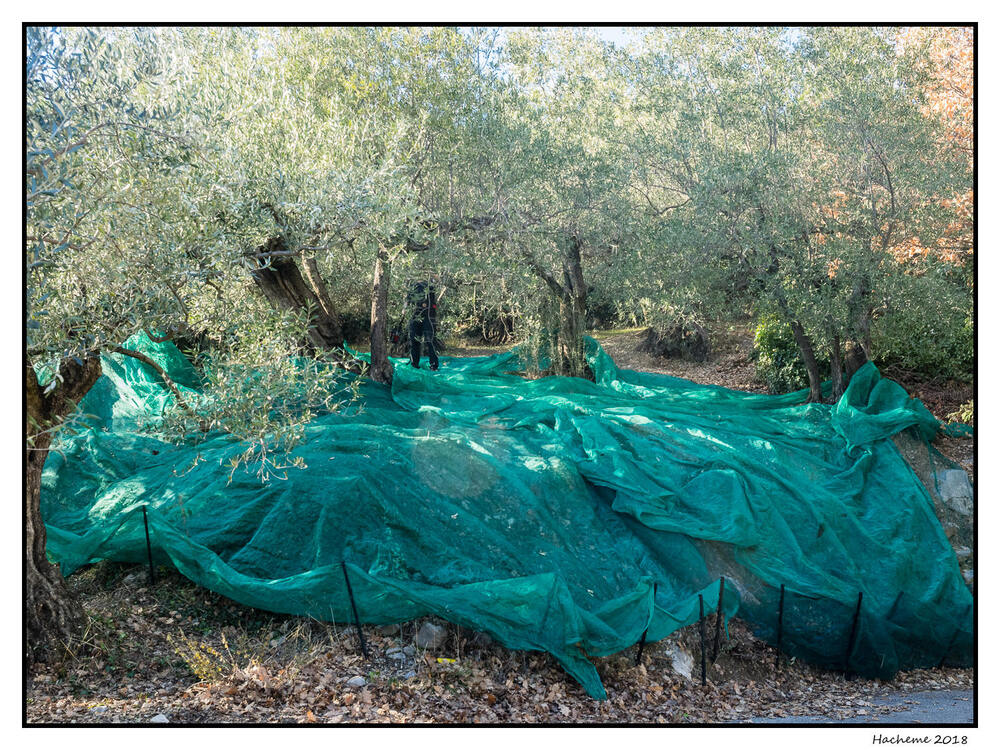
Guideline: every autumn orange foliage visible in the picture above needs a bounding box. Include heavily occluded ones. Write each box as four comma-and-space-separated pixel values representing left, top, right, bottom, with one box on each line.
894, 27, 973, 266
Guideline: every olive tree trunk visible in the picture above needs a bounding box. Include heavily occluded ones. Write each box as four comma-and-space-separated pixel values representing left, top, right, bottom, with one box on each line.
25, 354, 102, 662
522, 236, 591, 379
554, 236, 589, 378
249, 238, 345, 352
368, 246, 394, 385
846, 276, 874, 376
790, 320, 824, 403
830, 333, 845, 401
556, 292, 588, 378
845, 341, 870, 380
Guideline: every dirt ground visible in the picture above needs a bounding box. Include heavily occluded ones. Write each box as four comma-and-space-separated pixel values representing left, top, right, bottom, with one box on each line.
24, 567, 973, 725
25, 326, 975, 725
592, 325, 768, 393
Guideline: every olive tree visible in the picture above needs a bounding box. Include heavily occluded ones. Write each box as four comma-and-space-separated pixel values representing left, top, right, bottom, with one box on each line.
204, 27, 508, 384
627, 27, 968, 400
26, 27, 214, 656
476, 29, 644, 376
25, 27, 352, 659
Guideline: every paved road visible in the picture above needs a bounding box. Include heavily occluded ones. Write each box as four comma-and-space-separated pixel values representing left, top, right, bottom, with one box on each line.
749, 690, 974, 725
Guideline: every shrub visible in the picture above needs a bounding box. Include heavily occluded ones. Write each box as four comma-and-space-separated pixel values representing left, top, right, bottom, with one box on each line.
752, 314, 828, 394
584, 285, 620, 329
947, 399, 974, 426
873, 271, 973, 383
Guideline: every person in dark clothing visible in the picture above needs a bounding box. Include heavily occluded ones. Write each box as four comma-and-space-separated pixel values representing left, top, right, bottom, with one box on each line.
405, 278, 439, 370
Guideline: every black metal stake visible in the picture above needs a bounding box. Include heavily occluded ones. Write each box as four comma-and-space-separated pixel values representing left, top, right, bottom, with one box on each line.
699, 594, 707, 686
843, 591, 864, 677
635, 582, 657, 666
712, 576, 725, 662
341, 561, 370, 660
141, 506, 155, 586
937, 604, 971, 668
775, 583, 785, 670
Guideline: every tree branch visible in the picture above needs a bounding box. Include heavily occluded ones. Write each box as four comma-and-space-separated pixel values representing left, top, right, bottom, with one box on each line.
144, 329, 173, 343
520, 249, 565, 298
113, 346, 194, 414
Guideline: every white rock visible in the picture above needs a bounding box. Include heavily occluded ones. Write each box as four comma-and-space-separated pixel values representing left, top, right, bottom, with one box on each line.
149, 714, 169, 724
664, 646, 694, 680
937, 469, 974, 516
346, 676, 366, 688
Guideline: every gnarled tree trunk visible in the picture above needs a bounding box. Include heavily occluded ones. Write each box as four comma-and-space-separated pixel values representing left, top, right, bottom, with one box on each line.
301, 255, 338, 323
368, 246, 394, 385
556, 292, 587, 377
520, 235, 592, 379
554, 236, 590, 379
847, 277, 874, 367
790, 320, 823, 403
857, 313, 873, 361
250, 238, 345, 352
845, 341, 869, 380
26, 354, 102, 662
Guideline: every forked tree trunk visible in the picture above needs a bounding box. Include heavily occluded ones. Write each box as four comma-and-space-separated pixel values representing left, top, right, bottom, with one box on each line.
857, 312, 873, 361
789, 321, 823, 403
522, 236, 591, 379
847, 279, 874, 365
301, 255, 338, 323
369, 246, 394, 385
25, 354, 102, 662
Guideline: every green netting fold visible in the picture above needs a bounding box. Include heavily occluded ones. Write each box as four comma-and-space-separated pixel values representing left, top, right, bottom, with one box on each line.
41, 333, 972, 698
941, 422, 974, 438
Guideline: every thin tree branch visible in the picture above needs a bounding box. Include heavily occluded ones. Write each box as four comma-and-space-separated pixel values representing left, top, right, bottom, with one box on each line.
113, 346, 194, 414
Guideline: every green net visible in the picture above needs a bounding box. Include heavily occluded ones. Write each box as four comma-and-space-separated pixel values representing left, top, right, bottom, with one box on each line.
41, 332, 973, 699
941, 422, 975, 438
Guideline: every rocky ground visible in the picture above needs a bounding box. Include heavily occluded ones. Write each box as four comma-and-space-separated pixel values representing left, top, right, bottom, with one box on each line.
25, 327, 975, 725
